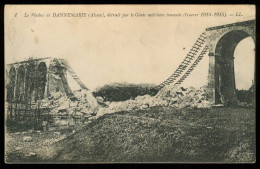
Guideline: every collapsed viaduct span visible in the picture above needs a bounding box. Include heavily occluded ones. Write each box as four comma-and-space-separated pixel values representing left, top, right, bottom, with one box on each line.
154, 20, 255, 105
5, 20, 255, 109
5, 57, 88, 107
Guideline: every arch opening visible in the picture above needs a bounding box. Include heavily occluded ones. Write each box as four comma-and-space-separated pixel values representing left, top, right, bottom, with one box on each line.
214, 30, 254, 105
7, 67, 16, 102
234, 37, 255, 105
25, 63, 36, 103
35, 62, 47, 101
16, 65, 25, 102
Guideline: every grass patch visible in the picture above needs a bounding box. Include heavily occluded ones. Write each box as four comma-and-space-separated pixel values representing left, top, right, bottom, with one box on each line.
47, 107, 255, 162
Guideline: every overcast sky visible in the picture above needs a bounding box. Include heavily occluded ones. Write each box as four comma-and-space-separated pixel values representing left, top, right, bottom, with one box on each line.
5, 5, 255, 90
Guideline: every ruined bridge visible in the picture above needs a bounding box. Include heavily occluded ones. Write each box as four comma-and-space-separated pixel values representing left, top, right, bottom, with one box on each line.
153, 19, 255, 105
5, 57, 88, 106
5, 20, 255, 108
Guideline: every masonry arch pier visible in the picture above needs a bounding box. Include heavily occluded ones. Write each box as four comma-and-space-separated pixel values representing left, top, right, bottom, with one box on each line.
206, 20, 255, 105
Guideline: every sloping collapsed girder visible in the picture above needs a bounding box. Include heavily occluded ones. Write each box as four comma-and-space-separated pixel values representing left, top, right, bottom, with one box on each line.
154, 31, 209, 91
56, 58, 89, 91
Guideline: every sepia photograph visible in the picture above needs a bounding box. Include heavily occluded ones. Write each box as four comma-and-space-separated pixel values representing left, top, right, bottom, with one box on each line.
4, 5, 255, 163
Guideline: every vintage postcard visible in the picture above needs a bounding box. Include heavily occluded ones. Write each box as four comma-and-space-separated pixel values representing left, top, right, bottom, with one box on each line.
4, 5, 255, 163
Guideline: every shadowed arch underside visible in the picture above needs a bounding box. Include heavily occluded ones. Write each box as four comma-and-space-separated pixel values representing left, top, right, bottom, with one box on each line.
214, 30, 252, 105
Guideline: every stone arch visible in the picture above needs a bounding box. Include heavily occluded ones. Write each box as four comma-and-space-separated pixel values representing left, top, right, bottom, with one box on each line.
25, 63, 36, 102
35, 62, 47, 101
214, 30, 254, 105
6, 66, 16, 102
15, 65, 26, 102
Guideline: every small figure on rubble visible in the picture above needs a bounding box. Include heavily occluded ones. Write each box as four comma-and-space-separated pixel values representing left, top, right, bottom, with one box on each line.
42, 115, 49, 131
42, 120, 48, 131
81, 113, 87, 125
72, 111, 78, 126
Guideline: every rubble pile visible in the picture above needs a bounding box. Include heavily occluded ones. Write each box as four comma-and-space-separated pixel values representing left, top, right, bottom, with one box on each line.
155, 85, 212, 109
40, 85, 213, 122
97, 85, 213, 116
97, 95, 168, 115
41, 89, 99, 117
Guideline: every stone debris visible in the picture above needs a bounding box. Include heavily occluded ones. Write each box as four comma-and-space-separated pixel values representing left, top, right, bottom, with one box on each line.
27, 152, 36, 157
23, 136, 33, 142
97, 85, 213, 116
15, 147, 22, 151
35, 84, 213, 125
40, 89, 99, 126
96, 96, 104, 103
53, 132, 60, 135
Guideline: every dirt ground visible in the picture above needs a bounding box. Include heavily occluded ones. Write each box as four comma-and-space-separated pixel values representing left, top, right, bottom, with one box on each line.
5, 126, 83, 163
5, 107, 255, 163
